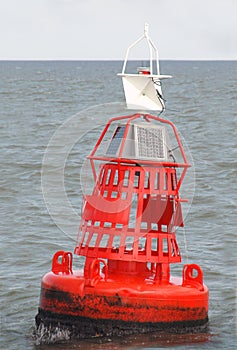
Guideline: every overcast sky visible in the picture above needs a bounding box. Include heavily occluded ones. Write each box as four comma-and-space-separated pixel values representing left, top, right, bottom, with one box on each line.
0, 0, 236, 60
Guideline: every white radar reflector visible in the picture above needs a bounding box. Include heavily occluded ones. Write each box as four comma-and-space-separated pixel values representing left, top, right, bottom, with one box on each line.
118, 23, 172, 112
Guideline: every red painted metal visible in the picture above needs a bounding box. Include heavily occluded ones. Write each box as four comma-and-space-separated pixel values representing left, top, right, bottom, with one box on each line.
39, 264, 208, 322
36, 113, 209, 339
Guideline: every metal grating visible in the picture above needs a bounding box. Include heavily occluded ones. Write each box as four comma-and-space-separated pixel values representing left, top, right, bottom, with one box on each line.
106, 125, 126, 155
136, 126, 165, 159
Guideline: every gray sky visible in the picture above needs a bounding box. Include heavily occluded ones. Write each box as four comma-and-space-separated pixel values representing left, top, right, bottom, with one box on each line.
0, 0, 236, 60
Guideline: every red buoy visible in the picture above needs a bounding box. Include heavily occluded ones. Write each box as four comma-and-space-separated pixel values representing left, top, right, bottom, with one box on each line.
35, 25, 208, 342
36, 113, 208, 339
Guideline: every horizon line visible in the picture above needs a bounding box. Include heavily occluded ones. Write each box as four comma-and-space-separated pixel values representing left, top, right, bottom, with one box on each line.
0, 58, 236, 62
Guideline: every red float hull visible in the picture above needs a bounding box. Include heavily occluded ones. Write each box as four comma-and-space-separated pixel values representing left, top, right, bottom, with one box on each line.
36, 269, 208, 339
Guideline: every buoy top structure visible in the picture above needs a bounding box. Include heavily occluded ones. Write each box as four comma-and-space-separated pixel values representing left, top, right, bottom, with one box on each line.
75, 23, 188, 276
35, 24, 209, 343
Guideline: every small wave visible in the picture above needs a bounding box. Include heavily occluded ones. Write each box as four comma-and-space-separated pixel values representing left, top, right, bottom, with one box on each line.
33, 323, 71, 345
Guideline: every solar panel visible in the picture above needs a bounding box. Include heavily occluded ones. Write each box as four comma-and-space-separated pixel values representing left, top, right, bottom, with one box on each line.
106, 125, 126, 156
105, 123, 168, 161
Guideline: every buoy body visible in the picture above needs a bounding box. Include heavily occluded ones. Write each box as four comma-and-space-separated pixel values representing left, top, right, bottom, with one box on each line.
36, 114, 209, 339
36, 259, 208, 338
36, 266, 208, 338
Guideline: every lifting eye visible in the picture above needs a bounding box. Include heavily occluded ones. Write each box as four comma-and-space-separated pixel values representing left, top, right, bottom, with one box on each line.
190, 268, 198, 279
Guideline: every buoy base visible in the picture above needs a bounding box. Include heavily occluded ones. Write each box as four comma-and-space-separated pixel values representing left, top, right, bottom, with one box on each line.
35, 264, 208, 343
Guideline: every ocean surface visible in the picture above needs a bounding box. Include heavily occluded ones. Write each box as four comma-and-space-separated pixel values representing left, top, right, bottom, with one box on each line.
0, 60, 236, 350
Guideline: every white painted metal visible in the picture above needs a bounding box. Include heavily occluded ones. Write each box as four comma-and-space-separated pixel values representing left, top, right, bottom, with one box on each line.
118, 23, 172, 112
